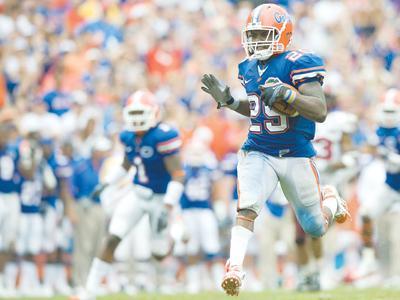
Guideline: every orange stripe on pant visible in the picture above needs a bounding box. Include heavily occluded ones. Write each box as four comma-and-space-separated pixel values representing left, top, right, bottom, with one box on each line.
309, 159, 323, 207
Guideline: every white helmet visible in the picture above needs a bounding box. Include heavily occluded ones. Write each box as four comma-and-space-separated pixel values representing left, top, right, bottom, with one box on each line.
184, 126, 215, 167
123, 90, 160, 132
377, 89, 400, 128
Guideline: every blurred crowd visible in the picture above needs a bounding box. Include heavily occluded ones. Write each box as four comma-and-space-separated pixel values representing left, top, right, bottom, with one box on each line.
1, 0, 400, 297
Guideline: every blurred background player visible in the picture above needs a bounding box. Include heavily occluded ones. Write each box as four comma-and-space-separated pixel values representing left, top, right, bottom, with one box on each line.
16, 113, 57, 297
78, 90, 185, 300
180, 126, 224, 293
201, 4, 348, 295
0, 123, 21, 297
357, 89, 400, 282
70, 137, 111, 291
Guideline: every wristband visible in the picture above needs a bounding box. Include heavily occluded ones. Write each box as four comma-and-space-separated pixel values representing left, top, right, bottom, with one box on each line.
163, 181, 184, 206
226, 97, 240, 110
284, 89, 297, 104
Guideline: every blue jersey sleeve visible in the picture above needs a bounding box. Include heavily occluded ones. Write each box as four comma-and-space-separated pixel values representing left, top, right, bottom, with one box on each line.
155, 124, 182, 157
119, 130, 134, 147
287, 51, 326, 89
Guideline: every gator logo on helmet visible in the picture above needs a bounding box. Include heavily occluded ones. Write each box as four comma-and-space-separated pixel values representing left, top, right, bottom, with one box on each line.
274, 12, 287, 23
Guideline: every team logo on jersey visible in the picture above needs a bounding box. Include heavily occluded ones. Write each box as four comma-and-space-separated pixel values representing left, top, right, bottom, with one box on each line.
264, 77, 282, 85
140, 146, 154, 158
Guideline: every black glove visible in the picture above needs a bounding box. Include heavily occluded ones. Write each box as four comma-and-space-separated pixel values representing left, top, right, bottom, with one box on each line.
260, 82, 293, 107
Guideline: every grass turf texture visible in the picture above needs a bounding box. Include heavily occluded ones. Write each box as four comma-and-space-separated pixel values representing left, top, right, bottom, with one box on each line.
19, 288, 400, 300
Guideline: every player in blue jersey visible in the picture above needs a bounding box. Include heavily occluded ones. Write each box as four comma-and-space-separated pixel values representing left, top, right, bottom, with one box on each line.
357, 89, 400, 280
79, 90, 185, 299
40, 137, 74, 294
180, 127, 223, 293
0, 124, 22, 296
201, 4, 349, 295
15, 114, 59, 296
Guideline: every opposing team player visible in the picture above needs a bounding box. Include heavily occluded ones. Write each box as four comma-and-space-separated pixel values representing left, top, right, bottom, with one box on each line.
358, 89, 400, 279
180, 127, 223, 293
77, 90, 185, 299
295, 110, 358, 291
201, 4, 349, 295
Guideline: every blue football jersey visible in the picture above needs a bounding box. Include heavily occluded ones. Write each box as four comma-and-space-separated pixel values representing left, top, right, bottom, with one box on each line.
0, 145, 21, 194
377, 126, 400, 191
180, 160, 219, 210
238, 50, 326, 157
120, 123, 182, 194
42, 151, 73, 208
71, 158, 101, 203
20, 173, 43, 214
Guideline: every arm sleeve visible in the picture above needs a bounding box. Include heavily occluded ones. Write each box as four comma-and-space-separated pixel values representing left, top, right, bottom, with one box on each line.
288, 52, 326, 89
156, 127, 182, 157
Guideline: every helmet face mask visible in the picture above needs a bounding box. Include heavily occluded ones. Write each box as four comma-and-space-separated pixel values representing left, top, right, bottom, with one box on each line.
242, 27, 283, 60
378, 108, 400, 128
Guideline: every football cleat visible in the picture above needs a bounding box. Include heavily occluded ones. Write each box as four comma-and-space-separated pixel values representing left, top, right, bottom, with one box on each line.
323, 185, 350, 223
221, 260, 245, 296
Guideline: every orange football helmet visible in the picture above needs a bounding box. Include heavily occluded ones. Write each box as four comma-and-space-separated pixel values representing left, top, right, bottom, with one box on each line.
242, 4, 293, 60
123, 90, 160, 132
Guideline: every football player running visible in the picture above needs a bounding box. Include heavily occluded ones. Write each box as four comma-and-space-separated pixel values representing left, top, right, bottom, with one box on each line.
201, 4, 349, 296
76, 90, 185, 299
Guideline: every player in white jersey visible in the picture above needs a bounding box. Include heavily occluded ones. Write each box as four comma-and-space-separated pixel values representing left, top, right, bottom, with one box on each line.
313, 111, 359, 189
294, 110, 358, 291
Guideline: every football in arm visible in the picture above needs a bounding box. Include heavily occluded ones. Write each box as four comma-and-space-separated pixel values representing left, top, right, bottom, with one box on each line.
271, 84, 299, 117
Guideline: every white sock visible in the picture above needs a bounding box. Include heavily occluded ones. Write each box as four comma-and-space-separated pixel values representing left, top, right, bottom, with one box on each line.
186, 264, 200, 292
45, 264, 57, 287
54, 264, 68, 290
211, 262, 225, 289
20, 261, 39, 291
229, 226, 253, 269
322, 197, 338, 220
85, 258, 111, 293
5, 262, 17, 290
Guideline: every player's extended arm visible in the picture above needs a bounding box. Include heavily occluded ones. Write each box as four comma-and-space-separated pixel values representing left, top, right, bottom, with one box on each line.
260, 81, 327, 123
201, 74, 250, 117
163, 153, 185, 209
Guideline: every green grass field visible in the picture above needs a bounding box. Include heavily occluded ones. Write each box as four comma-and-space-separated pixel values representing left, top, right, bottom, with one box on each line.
18, 288, 400, 300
